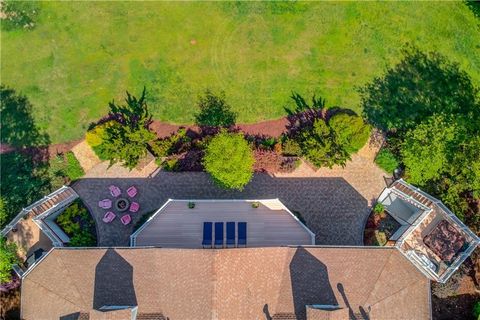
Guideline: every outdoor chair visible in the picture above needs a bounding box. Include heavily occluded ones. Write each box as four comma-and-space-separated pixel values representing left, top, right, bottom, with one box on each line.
226, 222, 235, 247
202, 222, 213, 248
121, 214, 132, 225
127, 186, 137, 198
98, 199, 112, 209
214, 222, 224, 248
109, 185, 121, 198
102, 211, 116, 223
237, 222, 247, 247
129, 202, 140, 213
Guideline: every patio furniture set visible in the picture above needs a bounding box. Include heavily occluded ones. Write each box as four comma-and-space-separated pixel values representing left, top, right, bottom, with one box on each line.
99, 185, 140, 225
202, 222, 247, 248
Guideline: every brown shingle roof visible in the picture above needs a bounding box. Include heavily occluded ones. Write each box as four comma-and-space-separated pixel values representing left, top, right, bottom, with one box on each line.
21, 247, 430, 320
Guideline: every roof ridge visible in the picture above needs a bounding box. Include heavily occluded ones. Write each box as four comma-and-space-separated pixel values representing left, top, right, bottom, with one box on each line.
362, 249, 395, 305
26, 276, 84, 310
55, 249, 91, 309
367, 277, 423, 310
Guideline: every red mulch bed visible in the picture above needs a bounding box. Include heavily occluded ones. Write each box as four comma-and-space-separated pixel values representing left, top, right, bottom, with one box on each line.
150, 117, 288, 139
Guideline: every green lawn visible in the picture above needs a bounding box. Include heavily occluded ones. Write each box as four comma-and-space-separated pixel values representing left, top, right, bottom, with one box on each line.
2, 1, 479, 143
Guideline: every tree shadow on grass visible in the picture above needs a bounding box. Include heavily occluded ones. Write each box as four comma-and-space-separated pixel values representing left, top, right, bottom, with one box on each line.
465, 1, 480, 20
359, 46, 480, 134
0, 85, 50, 148
0, 86, 52, 229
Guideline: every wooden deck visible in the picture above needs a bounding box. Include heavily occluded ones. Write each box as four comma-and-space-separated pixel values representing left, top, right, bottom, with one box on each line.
133, 199, 314, 248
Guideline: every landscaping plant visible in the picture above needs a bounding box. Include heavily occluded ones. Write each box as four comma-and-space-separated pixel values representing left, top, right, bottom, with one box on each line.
375, 148, 399, 173
0, 237, 18, 285
203, 131, 254, 190
195, 90, 236, 127
97, 88, 157, 169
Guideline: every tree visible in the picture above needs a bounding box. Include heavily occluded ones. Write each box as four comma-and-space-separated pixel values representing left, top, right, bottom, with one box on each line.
99, 88, 156, 169
203, 131, 254, 190
401, 115, 458, 185
195, 90, 237, 127
360, 46, 480, 133
295, 118, 349, 168
329, 113, 371, 154
0, 237, 18, 284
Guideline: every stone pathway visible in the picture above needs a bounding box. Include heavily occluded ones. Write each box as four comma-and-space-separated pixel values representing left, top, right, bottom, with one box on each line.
71, 140, 102, 173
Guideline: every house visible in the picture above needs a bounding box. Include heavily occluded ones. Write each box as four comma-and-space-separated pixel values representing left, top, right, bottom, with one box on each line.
21, 246, 431, 320
14, 181, 480, 319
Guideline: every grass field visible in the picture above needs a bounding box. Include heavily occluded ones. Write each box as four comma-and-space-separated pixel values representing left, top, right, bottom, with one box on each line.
2, 1, 479, 143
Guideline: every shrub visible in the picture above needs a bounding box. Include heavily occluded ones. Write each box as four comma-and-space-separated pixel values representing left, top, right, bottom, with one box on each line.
65, 152, 84, 181
473, 301, 480, 320
86, 121, 116, 147
373, 203, 385, 215
68, 230, 96, 247
56, 200, 96, 247
0, 237, 18, 284
253, 149, 282, 173
328, 113, 371, 154
282, 138, 301, 156
195, 90, 237, 127
252, 202, 259, 208
188, 202, 195, 209
1, 0, 40, 31
162, 158, 179, 171
374, 230, 387, 246
375, 148, 399, 173
260, 137, 277, 149
149, 128, 190, 158
203, 131, 254, 190
295, 118, 349, 168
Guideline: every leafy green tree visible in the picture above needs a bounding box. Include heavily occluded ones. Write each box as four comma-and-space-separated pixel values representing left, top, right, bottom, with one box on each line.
296, 118, 349, 168
0, 237, 18, 284
329, 113, 371, 154
99, 88, 156, 169
195, 90, 237, 127
361, 47, 480, 133
203, 131, 254, 190
401, 115, 458, 185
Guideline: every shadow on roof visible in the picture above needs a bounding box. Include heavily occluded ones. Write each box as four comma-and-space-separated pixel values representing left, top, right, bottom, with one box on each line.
290, 247, 337, 319
93, 248, 137, 309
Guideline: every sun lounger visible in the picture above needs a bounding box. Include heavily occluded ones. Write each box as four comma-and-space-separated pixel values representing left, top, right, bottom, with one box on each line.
202, 222, 213, 248
98, 199, 112, 209
129, 202, 140, 213
109, 185, 121, 198
127, 186, 137, 198
214, 222, 224, 248
226, 222, 235, 247
121, 214, 131, 225
237, 222, 247, 247
102, 211, 116, 223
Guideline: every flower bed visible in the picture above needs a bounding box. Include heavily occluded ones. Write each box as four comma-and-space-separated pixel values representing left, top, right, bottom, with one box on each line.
55, 199, 97, 247
364, 207, 401, 246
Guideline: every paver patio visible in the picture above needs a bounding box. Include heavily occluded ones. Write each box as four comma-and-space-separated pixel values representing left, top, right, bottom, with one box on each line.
73, 172, 381, 247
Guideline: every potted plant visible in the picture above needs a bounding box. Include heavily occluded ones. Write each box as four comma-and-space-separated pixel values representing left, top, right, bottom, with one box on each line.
188, 201, 195, 209
373, 202, 385, 215
252, 202, 259, 208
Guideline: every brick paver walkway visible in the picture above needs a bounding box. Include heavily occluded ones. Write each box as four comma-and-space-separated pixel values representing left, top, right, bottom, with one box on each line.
73, 133, 389, 247
73, 172, 381, 247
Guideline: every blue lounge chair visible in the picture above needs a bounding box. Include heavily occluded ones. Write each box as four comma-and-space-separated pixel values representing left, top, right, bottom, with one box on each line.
237, 222, 247, 247
214, 222, 224, 248
226, 222, 235, 247
202, 222, 213, 248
